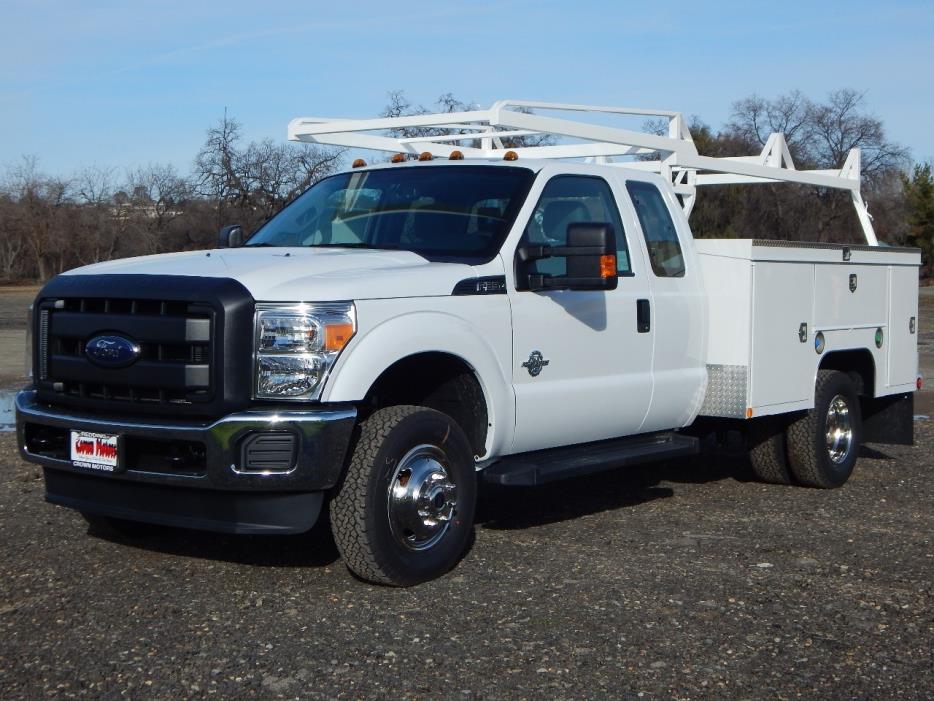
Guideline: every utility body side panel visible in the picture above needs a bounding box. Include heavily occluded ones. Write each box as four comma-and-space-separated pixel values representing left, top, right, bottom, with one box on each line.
696, 239, 920, 419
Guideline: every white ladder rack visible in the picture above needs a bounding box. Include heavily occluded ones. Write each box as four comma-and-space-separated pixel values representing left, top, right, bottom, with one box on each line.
288, 99, 877, 245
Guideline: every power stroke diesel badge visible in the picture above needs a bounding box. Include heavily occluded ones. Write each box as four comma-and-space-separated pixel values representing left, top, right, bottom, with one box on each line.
522, 350, 550, 377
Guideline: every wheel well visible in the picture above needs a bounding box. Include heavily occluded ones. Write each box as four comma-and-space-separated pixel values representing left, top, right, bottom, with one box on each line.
819, 349, 875, 396
362, 353, 489, 457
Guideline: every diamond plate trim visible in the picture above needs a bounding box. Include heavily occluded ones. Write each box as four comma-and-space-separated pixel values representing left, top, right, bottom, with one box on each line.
699, 364, 748, 418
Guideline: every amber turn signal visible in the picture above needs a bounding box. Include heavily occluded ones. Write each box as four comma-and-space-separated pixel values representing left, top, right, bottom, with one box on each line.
418, 152, 433, 161
503, 151, 518, 161
391, 153, 406, 163
449, 150, 464, 160
599, 254, 617, 279
324, 322, 355, 352
351, 158, 366, 168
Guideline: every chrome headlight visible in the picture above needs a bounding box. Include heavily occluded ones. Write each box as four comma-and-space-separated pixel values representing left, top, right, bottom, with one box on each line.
253, 302, 356, 400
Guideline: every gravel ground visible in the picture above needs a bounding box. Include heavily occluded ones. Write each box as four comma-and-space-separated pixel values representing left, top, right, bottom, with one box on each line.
0, 429, 931, 699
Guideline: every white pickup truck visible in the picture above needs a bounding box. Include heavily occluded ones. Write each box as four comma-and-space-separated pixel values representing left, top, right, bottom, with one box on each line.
16, 102, 920, 585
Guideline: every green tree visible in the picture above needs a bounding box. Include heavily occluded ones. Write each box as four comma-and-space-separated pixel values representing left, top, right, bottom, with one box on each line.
902, 162, 934, 268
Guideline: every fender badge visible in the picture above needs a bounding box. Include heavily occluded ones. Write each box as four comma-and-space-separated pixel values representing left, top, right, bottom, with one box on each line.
522, 350, 550, 377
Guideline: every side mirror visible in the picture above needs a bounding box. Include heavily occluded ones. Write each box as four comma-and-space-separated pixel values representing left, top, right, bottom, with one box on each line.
519, 222, 618, 291
218, 224, 244, 248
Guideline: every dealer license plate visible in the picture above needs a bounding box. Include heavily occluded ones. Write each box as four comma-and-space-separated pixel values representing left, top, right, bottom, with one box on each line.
70, 431, 121, 472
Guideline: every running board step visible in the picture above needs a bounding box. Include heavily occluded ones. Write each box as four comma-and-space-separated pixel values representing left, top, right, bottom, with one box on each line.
482, 432, 699, 487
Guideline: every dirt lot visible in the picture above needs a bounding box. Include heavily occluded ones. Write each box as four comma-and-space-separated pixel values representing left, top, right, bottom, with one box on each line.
0, 286, 37, 390
0, 287, 931, 699
0, 434, 930, 699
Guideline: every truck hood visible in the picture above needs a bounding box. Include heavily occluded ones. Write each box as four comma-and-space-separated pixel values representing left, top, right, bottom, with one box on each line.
61, 248, 479, 301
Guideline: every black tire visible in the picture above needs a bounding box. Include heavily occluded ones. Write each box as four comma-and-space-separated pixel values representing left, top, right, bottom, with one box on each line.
786, 370, 862, 488
81, 512, 164, 538
746, 417, 794, 484
329, 405, 477, 586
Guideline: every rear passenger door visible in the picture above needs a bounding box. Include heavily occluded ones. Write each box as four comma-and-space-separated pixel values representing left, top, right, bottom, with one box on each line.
623, 178, 707, 431
508, 172, 655, 453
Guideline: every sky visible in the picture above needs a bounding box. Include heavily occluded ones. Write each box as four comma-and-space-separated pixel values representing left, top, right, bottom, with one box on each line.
1, 0, 932, 178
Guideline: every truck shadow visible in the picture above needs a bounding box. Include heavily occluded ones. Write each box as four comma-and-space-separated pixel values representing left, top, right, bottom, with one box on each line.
87, 514, 341, 568
477, 453, 752, 530
86, 445, 890, 566
476, 441, 896, 531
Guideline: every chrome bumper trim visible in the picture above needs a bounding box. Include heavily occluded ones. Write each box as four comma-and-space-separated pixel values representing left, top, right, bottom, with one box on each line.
15, 390, 357, 491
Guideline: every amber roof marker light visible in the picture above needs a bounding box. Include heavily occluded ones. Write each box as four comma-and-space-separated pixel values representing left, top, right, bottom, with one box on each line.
351, 158, 367, 168
503, 150, 519, 161
391, 153, 406, 163
448, 150, 464, 160
418, 152, 434, 161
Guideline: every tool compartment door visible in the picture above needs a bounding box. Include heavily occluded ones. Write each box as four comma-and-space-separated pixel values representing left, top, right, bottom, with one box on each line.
813, 265, 887, 329
888, 266, 919, 388
749, 262, 815, 409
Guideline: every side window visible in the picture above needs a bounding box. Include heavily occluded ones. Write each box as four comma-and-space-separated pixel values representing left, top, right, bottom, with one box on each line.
523, 175, 632, 277
626, 181, 685, 278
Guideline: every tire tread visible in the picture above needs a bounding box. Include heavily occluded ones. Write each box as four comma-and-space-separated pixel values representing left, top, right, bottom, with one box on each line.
748, 418, 793, 485
330, 405, 475, 586
786, 370, 858, 488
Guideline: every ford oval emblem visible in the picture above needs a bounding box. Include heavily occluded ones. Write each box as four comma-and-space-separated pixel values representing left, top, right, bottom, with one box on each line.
85, 335, 141, 368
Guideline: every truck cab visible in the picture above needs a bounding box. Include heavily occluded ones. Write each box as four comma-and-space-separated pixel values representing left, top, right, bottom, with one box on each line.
16, 101, 919, 586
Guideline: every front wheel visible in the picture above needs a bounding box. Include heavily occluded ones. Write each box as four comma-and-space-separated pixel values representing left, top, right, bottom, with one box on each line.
329, 406, 477, 586
786, 370, 862, 488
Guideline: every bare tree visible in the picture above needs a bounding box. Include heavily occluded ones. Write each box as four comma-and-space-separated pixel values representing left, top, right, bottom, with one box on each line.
2, 156, 73, 280
728, 90, 812, 156
125, 163, 195, 254
0, 194, 26, 279
194, 111, 245, 228
194, 112, 342, 232
807, 89, 910, 180
728, 89, 909, 178
240, 138, 342, 221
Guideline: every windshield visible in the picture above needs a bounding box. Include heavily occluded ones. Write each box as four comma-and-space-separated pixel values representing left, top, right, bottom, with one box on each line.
246, 165, 534, 260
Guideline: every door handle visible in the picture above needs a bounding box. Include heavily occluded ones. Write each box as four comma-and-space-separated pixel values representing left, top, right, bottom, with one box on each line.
637, 299, 651, 333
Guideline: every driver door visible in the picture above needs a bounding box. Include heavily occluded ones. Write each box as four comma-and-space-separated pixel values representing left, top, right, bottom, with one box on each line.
508, 173, 655, 454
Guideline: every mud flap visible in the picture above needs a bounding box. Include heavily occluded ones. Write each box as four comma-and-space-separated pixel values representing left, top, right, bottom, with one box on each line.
861, 393, 914, 446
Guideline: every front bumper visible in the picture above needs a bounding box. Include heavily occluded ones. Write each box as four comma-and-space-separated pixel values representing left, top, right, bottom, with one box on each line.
15, 390, 357, 533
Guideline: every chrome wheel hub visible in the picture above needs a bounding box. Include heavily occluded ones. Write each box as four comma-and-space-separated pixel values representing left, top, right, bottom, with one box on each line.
825, 394, 854, 464
387, 444, 458, 551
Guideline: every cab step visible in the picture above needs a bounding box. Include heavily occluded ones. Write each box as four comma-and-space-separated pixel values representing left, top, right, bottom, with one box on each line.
482, 431, 699, 486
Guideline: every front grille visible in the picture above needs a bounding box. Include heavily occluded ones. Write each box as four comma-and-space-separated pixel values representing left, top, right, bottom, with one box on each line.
41, 296, 214, 407
34, 274, 255, 418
